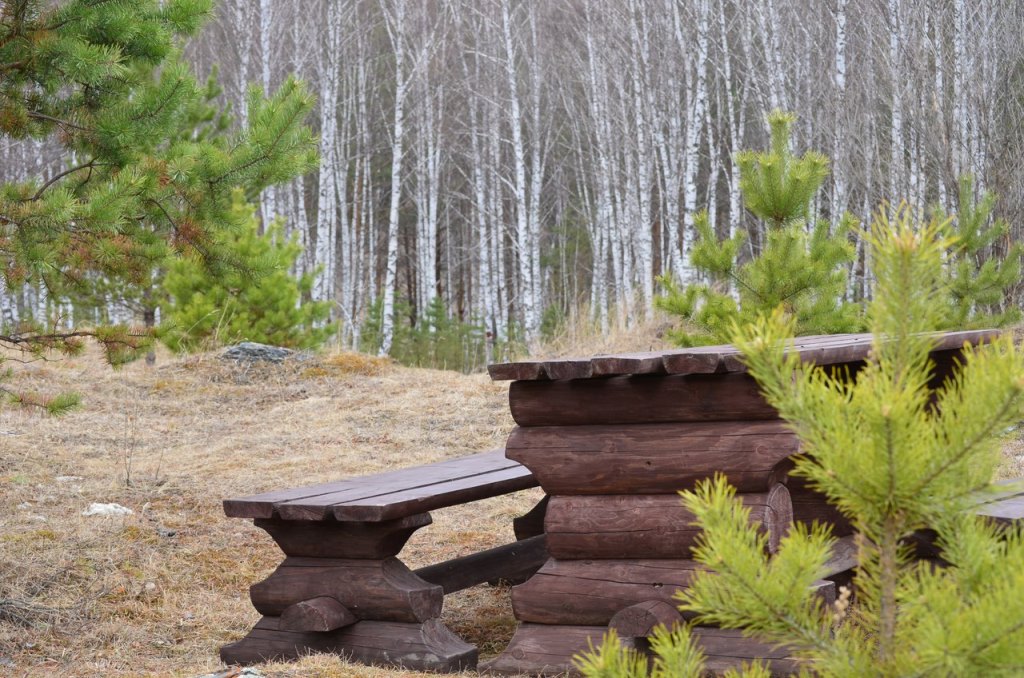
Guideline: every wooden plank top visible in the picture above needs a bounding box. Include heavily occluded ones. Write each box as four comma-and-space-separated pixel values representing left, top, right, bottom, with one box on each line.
224, 449, 538, 522
487, 329, 1000, 381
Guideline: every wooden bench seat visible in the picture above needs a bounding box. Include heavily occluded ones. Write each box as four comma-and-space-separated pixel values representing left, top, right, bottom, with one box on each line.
220, 449, 547, 673
224, 449, 536, 521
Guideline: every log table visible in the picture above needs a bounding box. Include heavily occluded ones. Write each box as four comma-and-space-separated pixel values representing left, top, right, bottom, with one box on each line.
485, 330, 998, 676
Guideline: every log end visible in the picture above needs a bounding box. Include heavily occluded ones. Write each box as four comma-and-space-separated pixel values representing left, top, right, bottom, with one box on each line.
608, 600, 683, 638
280, 596, 357, 632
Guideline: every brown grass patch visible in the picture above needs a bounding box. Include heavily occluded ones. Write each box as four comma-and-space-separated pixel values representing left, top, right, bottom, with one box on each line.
0, 344, 524, 677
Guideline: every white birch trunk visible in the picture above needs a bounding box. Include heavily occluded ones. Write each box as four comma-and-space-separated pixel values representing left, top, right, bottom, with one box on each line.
379, 0, 409, 357
313, 0, 342, 305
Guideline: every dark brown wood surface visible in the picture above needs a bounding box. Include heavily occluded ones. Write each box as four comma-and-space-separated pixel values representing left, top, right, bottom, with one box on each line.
253, 514, 431, 559
483, 623, 640, 676
789, 484, 855, 537
511, 558, 706, 625
249, 556, 442, 622
224, 449, 536, 522
279, 596, 357, 632
489, 329, 998, 382
543, 486, 791, 559
485, 623, 798, 676
607, 600, 683, 638
693, 627, 799, 676
220, 616, 477, 671
513, 495, 550, 540
507, 421, 797, 494
508, 374, 778, 427
414, 535, 548, 594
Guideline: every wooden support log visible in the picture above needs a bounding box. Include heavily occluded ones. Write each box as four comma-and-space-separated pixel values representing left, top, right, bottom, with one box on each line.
484, 624, 798, 677
692, 627, 800, 676
512, 558, 705, 626
220, 616, 477, 672
414, 535, 548, 594
513, 496, 550, 540
508, 374, 778, 427
507, 421, 798, 494
253, 513, 431, 559
544, 486, 792, 559
249, 556, 442, 623
483, 624, 640, 676
608, 600, 683, 638
279, 596, 356, 632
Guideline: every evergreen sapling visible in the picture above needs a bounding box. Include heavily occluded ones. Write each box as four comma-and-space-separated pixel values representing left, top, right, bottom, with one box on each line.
578, 206, 1024, 677
656, 111, 861, 347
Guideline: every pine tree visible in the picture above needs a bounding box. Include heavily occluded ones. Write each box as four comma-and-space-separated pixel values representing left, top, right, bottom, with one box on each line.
656, 111, 861, 347
160, 195, 333, 352
0, 0, 317, 411
936, 175, 1023, 329
577, 207, 1024, 677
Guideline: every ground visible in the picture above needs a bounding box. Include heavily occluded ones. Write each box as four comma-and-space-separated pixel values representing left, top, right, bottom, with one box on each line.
3, 334, 1023, 678
0, 347, 532, 677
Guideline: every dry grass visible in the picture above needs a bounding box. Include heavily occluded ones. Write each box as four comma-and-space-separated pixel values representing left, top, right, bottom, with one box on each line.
4, 334, 1024, 678
0, 345, 535, 677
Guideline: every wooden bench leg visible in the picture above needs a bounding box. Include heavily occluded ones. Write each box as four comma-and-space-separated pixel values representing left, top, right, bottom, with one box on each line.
221, 617, 477, 671
221, 513, 478, 672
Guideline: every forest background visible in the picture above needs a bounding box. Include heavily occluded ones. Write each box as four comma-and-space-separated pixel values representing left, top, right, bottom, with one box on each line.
2, 0, 1023, 363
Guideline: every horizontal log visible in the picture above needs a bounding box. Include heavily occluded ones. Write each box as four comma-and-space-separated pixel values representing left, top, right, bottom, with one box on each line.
414, 535, 548, 594
544, 486, 792, 559
693, 627, 800, 676
253, 513, 431, 559
483, 624, 640, 676
220, 616, 477, 672
279, 596, 356, 632
249, 556, 441, 623
512, 558, 706, 625
822, 535, 860, 578
507, 421, 798, 494
789, 485, 854, 537
484, 623, 798, 677
508, 373, 778, 427
608, 600, 683, 638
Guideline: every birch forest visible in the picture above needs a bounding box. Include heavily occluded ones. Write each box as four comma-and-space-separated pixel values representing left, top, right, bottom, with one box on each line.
3, 0, 1024, 354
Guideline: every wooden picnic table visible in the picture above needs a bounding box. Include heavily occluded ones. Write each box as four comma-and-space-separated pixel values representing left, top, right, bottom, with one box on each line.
485, 330, 999, 676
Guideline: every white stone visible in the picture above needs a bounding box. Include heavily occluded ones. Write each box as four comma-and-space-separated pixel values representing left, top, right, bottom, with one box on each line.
82, 503, 134, 517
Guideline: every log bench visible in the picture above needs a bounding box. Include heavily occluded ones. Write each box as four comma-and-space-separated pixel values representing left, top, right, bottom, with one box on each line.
220, 449, 547, 672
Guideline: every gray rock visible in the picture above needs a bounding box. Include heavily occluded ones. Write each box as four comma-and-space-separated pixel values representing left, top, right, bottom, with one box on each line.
221, 342, 294, 364
194, 668, 266, 678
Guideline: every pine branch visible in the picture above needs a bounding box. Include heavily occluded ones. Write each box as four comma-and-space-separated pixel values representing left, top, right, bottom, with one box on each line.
27, 159, 98, 201
26, 110, 90, 132
910, 390, 1022, 497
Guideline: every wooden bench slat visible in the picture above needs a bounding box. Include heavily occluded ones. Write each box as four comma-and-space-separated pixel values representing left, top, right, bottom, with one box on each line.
331, 465, 538, 521
225, 456, 502, 518
229, 450, 537, 522
276, 462, 532, 522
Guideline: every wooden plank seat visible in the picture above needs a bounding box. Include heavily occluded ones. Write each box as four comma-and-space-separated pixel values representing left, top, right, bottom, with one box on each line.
220, 449, 546, 672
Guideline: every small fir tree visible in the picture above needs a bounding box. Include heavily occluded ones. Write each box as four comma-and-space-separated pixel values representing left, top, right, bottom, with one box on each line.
578, 206, 1024, 677
161, 196, 333, 351
935, 175, 1023, 329
656, 111, 861, 347
0, 0, 317, 411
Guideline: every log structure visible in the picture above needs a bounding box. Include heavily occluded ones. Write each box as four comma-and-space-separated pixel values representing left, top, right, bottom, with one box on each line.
486, 331, 996, 676
220, 449, 545, 672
